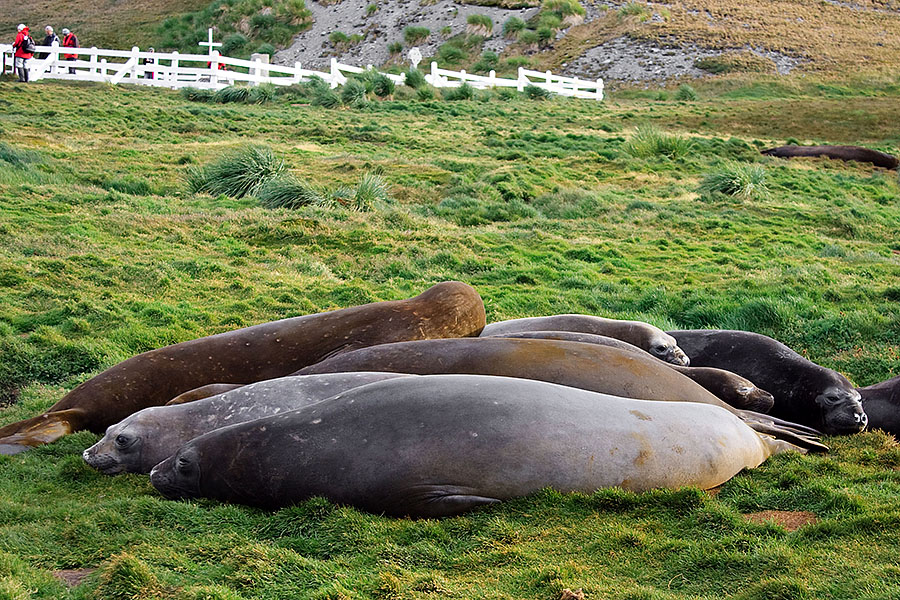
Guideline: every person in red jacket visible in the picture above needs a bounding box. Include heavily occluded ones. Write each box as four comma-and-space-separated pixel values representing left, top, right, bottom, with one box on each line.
61, 28, 79, 74
12, 24, 35, 82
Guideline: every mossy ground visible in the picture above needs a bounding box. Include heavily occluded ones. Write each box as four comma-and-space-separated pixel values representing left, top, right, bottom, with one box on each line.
0, 73, 899, 598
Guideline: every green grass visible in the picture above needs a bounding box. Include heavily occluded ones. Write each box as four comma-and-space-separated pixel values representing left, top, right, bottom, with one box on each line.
185, 144, 285, 197
0, 76, 899, 599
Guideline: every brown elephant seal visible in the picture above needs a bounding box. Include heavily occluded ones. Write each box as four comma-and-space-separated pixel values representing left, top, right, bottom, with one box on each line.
296, 337, 825, 451
489, 330, 774, 412
667, 329, 866, 435
761, 145, 899, 170
150, 374, 802, 518
83, 372, 411, 475
0, 281, 485, 454
857, 375, 900, 436
165, 384, 246, 406
480, 315, 689, 366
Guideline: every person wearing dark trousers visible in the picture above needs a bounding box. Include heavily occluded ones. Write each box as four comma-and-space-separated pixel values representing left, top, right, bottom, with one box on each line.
62, 28, 79, 74
12, 24, 35, 82
40, 26, 59, 59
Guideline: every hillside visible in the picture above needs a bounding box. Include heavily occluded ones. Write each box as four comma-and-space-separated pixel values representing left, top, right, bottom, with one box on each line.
4, 0, 900, 81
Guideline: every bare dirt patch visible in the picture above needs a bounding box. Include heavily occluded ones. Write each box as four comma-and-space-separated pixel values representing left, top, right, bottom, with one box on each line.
743, 510, 818, 531
53, 569, 96, 588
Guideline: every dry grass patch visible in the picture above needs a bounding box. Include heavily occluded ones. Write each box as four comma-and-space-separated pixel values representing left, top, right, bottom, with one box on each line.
743, 510, 819, 531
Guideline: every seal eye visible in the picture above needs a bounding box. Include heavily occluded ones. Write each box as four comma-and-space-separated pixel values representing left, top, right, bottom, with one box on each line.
653, 344, 668, 353
114, 434, 132, 448
176, 456, 192, 473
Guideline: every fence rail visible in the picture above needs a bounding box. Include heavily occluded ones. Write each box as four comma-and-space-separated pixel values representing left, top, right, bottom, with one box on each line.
1, 43, 603, 101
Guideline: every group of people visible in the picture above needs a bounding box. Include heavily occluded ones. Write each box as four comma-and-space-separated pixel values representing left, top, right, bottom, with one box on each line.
11, 24, 79, 82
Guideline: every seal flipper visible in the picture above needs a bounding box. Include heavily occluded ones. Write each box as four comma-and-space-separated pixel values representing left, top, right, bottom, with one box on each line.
388, 485, 502, 518
0, 409, 82, 453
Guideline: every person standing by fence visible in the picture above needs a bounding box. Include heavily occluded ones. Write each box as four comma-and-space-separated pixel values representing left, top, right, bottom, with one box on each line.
12, 24, 35, 82
40, 26, 59, 59
62, 28, 78, 74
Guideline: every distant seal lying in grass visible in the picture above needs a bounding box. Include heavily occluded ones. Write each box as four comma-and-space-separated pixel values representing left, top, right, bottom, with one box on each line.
667, 329, 867, 435
761, 145, 899, 170
0, 281, 486, 455
83, 372, 412, 475
489, 330, 774, 412
150, 374, 803, 518
480, 315, 690, 366
296, 337, 825, 451
857, 375, 900, 436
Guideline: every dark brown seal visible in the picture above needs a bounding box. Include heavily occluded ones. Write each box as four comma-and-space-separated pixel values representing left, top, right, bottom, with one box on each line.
0, 281, 486, 454
480, 315, 690, 366
296, 337, 825, 451
761, 145, 899, 170
858, 375, 900, 436
667, 329, 866, 435
490, 330, 774, 412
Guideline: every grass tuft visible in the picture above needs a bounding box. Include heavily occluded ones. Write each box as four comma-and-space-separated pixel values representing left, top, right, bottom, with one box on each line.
257, 175, 328, 209
624, 125, 693, 159
698, 162, 770, 200
186, 145, 285, 198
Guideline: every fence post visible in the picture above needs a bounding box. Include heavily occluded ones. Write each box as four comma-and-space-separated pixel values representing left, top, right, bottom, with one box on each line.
250, 52, 270, 86
51, 40, 60, 75
90, 48, 98, 75
517, 67, 525, 92
100, 58, 108, 80
430, 61, 438, 87
170, 51, 179, 87
210, 50, 220, 87
596, 78, 604, 101
293, 61, 302, 83
130, 47, 140, 81
330, 57, 339, 88
489, 69, 496, 88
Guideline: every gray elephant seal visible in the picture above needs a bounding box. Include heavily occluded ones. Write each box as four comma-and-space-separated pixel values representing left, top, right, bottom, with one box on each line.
150, 375, 802, 518
296, 337, 825, 451
0, 281, 485, 454
667, 329, 866, 435
858, 375, 900, 436
83, 372, 411, 475
490, 330, 774, 412
761, 145, 899, 170
480, 315, 689, 366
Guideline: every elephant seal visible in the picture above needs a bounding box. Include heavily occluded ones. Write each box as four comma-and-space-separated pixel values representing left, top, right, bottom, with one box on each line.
165, 384, 246, 406
296, 337, 825, 451
667, 329, 866, 435
83, 372, 411, 475
150, 374, 802, 518
0, 281, 485, 454
761, 145, 899, 170
480, 315, 689, 366
857, 375, 900, 436
490, 330, 774, 412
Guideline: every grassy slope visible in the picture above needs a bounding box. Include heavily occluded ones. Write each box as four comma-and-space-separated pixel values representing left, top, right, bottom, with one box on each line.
0, 76, 899, 598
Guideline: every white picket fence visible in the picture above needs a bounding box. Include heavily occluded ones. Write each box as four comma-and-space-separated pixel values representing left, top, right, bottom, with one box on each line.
0, 43, 603, 100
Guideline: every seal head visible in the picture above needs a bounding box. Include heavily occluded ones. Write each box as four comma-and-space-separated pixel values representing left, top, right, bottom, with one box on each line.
816, 386, 867, 434
150, 446, 201, 500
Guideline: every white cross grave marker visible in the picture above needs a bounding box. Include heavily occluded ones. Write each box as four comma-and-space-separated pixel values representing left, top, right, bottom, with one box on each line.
199, 28, 222, 55
408, 47, 422, 70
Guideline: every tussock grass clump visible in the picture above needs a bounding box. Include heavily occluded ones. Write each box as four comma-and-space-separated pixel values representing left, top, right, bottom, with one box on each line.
341, 79, 369, 108
404, 26, 430, 44
311, 85, 341, 108
618, 1, 651, 21
186, 145, 285, 198
372, 73, 396, 98
524, 84, 552, 100
180, 87, 215, 103
695, 51, 776, 75
214, 85, 252, 103
466, 14, 494, 36
472, 50, 500, 73
259, 172, 392, 211
404, 67, 427, 88
444, 82, 477, 101
676, 83, 698, 101
624, 125, 693, 159
503, 17, 526, 38
699, 162, 770, 200
257, 176, 327, 209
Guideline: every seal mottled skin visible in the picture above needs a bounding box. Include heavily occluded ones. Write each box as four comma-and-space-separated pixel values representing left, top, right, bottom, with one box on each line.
481, 315, 690, 366
150, 375, 802, 518
83, 372, 411, 475
295, 337, 825, 451
761, 145, 899, 170
0, 281, 486, 454
489, 330, 774, 412
667, 329, 867, 435
165, 384, 246, 406
858, 375, 900, 436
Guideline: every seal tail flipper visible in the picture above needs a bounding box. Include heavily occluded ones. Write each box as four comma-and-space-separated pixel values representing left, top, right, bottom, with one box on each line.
0, 409, 82, 454
414, 494, 502, 518
735, 409, 823, 436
